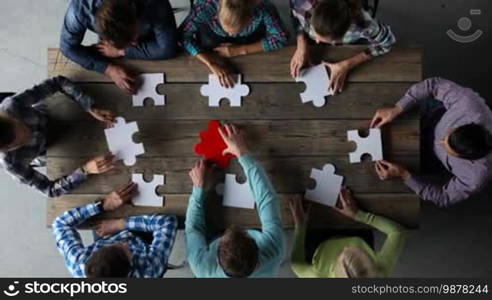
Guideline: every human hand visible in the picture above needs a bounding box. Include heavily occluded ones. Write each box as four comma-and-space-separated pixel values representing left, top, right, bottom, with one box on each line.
207, 59, 236, 88
89, 108, 116, 128
288, 195, 311, 226
219, 123, 249, 157
290, 46, 310, 78
375, 160, 410, 180
189, 160, 210, 188
370, 106, 403, 128
95, 218, 126, 237
83, 153, 115, 175
96, 41, 125, 58
105, 64, 137, 94
102, 182, 138, 211
213, 43, 241, 58
333, 187, 358, 219
323, 60, 350, 93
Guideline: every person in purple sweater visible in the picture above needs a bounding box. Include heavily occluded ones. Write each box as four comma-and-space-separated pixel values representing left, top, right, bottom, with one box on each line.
370, 77, 492, 207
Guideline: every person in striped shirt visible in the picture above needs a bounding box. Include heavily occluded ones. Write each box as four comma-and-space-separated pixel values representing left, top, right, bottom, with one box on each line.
181, 0, 288, 87
289, 0, 396, 93
52, 182, 178, 278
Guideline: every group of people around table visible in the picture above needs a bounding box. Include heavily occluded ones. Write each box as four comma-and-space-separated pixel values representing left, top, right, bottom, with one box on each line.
0, 0, 491, 278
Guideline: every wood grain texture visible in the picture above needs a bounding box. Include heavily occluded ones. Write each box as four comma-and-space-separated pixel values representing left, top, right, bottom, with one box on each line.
46, 82, 418, 121
48, 46, 422, 83
47, 193, 419, 229
47, 155, 418, 195
46, 119, 419, 157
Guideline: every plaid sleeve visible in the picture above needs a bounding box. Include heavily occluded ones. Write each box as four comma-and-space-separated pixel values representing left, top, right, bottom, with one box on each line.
363, 16, 396, 57
1, 157, 87, 198
181, 1, 209, 56
260, 3, 288, 52
126, 214, 178, 277
9, 76, 94, 111
52, 203, 102, 277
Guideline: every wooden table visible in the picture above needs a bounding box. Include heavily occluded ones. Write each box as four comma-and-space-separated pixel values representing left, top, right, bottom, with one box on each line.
46, 45, 422, 230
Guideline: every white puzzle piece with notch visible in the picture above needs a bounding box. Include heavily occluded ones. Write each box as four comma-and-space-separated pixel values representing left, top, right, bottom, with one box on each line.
104, 117, 145, 166
200, 74, 250, 107
216, 174, 255, 209
347, 128, 383, 163
133, 73, 165, 107
305, 164, 344, 207
132, 173, 164, 207
296, 64, 334, 107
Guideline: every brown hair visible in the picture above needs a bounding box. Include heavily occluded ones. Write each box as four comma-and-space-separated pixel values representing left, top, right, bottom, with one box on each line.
312, 0, 365, 39
96, 0, 138, 49
218, 226, 259, 277
85, 245, 131, 278
219, 0, 257, 30
0, 116, 16, 149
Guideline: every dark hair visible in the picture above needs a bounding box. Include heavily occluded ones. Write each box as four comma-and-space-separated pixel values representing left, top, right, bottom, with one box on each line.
218, 226, 258, 278
96, 0, 138, 49
448, 124, 492, 160
312, 0, 365, 39
85, 245, 131, 278
0, 117, 16, 148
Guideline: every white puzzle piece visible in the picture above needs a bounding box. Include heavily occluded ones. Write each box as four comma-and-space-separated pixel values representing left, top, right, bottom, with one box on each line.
200, 74, 250, 107
305, 164, 344, 207
347, 128, 383, 163
132, 173, 164, 207
133, 73, 165, 107
295, 64, 334, 107
104, 117, 145, 166
216, 174, 255, 209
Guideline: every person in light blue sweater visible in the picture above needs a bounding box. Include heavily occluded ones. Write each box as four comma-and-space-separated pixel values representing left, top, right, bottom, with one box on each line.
186, 123, 285, 278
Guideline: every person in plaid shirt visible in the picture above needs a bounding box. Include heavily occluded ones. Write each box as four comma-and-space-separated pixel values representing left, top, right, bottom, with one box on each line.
289, 0, 396, 93
181, 0, 288, 87
0, 76, 116, 198
52, 182, 178, 278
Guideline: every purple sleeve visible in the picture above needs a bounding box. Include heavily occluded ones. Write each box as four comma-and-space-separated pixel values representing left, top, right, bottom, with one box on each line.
397, 77, 470, 112
404, 173, 478, 207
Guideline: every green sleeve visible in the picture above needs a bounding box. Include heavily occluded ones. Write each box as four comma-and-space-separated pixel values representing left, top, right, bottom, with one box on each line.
185, 187, 209, 275
290, 225, 319, 278
355, 211, 407, 275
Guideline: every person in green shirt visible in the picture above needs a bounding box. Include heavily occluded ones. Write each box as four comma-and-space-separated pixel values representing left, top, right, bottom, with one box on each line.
289, 188, 407, 278
186, 123, 284, 278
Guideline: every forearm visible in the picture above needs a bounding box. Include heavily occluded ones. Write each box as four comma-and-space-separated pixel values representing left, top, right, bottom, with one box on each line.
185, 187, 208, 234
53, 202, 102, 229
124, 34, 177, 60
396, 77, 453, 112
343, 51, 372, 70
404, 174, 469, 207
290, 225, 314, 276
54, 76, 94, 111
296, 33, 309, 51
234, 41, 264, 56
196, 52, 215, 69
125, 214, 177, 232
354, 210, 405, 236
60, 42, 109, 74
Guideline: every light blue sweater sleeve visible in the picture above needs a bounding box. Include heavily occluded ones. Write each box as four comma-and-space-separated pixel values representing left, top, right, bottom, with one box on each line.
239, 155, 284, 260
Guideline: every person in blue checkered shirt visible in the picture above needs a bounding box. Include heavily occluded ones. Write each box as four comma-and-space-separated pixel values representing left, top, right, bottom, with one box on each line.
52, 182, 178, 278
0, 76, 116, 198
289, 0, 396, 93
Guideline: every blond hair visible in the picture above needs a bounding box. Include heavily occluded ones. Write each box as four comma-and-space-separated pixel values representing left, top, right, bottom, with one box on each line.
334, 246, 381, 278
219, 0, 257, 30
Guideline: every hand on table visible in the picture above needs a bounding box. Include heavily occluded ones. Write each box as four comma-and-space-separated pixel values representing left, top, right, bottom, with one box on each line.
102, 182, 138, 211
83, 153, 115, 175
95, 218, 126, 237
105, 64, 137, 94
290, 46, 311, 78
189, 160, 215, 188
89, 108, 116, 128
333, 187, 358, 219
323, 60, 350, 94
207, 58, 236, 88
219, 123, 249, 157
288, 195, 311, 227
370, 106, 403, 128
375, 160, 410, 181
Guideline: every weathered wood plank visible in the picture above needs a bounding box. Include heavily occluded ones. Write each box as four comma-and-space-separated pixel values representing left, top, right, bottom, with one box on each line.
47, 156, 418, 194
48, 46, 422, 83
47, 193, 419, 229
46, 82, 418, 121
46, 119, 420, 157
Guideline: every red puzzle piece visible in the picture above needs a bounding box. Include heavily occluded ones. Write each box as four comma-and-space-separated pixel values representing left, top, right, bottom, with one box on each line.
194, 120, 235, 168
